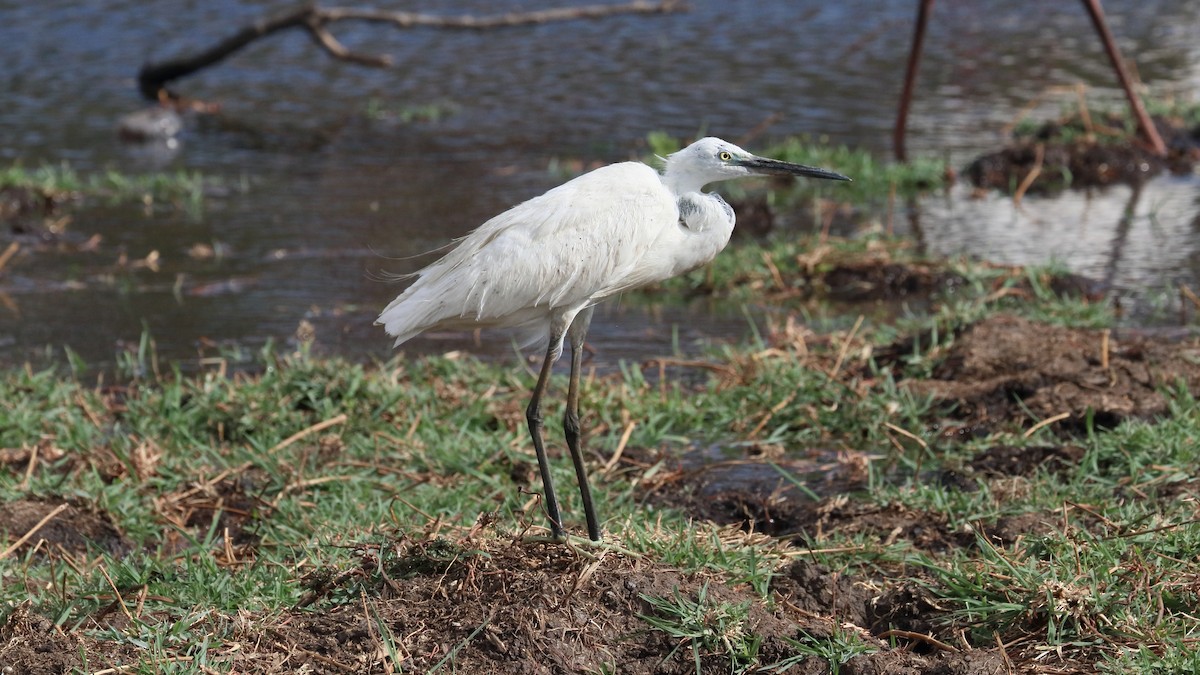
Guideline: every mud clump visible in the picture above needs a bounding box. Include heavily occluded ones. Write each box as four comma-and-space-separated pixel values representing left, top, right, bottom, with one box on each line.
903, 314, 1200, 436
965, 113, 1200, 193
0, 605, 89, 675
777, 560, 879, 629
821, 260, 966, 303
0, 186, 63, 236
969, 443, 1085, 477
966, 139, 1165, 192
0, 497, 130, 558
639, 445, 971, 554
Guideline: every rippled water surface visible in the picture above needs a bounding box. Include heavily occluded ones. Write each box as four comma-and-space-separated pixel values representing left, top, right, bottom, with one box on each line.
3, 1, 1199, 368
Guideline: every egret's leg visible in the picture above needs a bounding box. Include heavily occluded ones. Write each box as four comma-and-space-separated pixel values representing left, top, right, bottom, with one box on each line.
564, 307, 601, 542
527, 332, 565, 539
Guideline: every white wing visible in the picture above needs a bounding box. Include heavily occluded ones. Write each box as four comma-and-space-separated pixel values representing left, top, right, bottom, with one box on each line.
377, 162, 682, 346
588, 191, 736, 299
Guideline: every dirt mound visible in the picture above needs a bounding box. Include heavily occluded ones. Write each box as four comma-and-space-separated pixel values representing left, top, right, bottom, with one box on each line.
0, 497, 130, 558
0, 534, 1009, 674
904, 314, 1200, 435
328, 540, 1006, 675
966, 139, 1165, 192
283, 537, 831, 674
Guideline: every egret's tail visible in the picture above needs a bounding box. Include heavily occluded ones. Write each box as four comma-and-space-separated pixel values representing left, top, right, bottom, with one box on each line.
376, 284, 439, 347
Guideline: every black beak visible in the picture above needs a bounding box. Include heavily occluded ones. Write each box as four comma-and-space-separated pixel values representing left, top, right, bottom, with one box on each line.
736, 155, 852, 182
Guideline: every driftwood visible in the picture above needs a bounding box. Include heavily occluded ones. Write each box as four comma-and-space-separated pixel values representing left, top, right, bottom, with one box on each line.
138, 1, 685, 101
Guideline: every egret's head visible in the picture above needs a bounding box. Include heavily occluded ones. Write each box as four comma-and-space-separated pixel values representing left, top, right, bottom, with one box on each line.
662, 136, 850, 194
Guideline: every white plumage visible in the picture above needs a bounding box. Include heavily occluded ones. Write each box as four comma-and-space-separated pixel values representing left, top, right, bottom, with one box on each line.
377, 136, 849, 542
378, 154, 730, 358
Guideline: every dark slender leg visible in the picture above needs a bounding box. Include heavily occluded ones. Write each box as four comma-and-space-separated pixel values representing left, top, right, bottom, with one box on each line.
563, 307, 601, 541
527, 331, 565, 539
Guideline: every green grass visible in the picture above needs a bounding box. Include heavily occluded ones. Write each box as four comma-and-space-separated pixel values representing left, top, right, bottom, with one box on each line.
644, 130, 948, 204
770, 626, 877, 674
909, 399, 1199, 666
638, 581, 759, 673
658, 233, 1112, 360
363, 98, 460, 123
0, 162, 219, 213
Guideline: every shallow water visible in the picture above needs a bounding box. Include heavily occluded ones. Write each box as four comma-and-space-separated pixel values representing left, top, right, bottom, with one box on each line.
2, 1, 1199, 369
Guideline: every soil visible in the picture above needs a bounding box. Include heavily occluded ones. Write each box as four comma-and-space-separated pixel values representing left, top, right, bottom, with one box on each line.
0, 532, 1010, 675
639, 441, 1067, 556
0, 497, 131, 558
819, 259, 966, 303
896, 314, 1200, 436
964, 113, 1200, 193
0, 186, 63, 237
3, 260, 1198, 673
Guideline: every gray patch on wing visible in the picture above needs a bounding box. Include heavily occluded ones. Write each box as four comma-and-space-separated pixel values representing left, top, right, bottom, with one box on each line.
677, 195, 704, 232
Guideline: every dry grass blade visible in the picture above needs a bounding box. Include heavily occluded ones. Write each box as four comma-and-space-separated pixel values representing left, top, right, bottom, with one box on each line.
1023, 412, 1071, 438
878, 629, 958, 653
1012, 141, 1044, 206
884, 422, 928, 450
828, 315, 864, 380
0, 241, 20, 274
602, 420, 637, 474
268, 413, 349, 455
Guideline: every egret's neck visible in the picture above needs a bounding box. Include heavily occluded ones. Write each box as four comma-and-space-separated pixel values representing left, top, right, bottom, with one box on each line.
661, 160, 712, 196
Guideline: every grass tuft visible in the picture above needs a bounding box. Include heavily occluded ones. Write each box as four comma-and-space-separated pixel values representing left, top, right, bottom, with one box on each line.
0, 161, 223, 216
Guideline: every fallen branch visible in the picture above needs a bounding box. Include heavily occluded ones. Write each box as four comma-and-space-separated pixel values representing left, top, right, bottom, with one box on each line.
138, 0, 686, 100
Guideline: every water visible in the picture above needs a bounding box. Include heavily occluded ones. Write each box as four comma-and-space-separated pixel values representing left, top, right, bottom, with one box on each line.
2, 1, 1199, 369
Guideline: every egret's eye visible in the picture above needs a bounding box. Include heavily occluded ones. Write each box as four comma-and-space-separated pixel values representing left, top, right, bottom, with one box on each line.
718, 151, 732, 161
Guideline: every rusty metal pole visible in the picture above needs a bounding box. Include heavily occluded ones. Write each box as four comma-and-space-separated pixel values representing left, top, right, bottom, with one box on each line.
1080, 0, 1167, 156
894, 0, 934, 162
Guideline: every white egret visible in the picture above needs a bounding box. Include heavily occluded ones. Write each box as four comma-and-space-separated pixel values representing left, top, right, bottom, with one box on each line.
378, 137, 850, 541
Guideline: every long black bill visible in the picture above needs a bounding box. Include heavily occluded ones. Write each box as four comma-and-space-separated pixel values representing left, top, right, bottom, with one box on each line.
736, 155, 852, 182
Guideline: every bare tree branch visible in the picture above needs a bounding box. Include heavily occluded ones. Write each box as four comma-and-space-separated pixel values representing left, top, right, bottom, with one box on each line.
304, 19, 391, 67
317, 1, 683, 29
138, 1, 686, 101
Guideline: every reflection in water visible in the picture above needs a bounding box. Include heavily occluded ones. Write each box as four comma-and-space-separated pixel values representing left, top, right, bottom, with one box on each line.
0, 1, 1198, 368
912, 178, 1200, 320
1100, 184, 1142, 292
